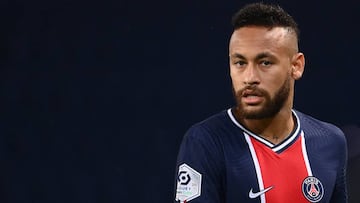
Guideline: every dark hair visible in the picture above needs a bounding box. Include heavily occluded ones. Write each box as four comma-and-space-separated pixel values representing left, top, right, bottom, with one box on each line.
232, 3, 299, 40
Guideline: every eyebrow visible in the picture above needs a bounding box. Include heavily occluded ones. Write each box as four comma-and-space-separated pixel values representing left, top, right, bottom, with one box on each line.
230, 52, 275, 61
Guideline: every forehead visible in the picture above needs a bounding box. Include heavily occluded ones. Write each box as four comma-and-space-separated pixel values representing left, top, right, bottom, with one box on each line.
229, 26, 297, 56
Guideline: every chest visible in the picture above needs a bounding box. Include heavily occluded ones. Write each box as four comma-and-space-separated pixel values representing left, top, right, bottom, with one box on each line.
224, 132, 336, 203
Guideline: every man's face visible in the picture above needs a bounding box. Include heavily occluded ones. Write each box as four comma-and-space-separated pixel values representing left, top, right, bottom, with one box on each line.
229, 26, 301, 119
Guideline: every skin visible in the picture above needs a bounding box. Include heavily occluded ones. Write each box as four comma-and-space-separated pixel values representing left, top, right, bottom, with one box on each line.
229, 26, 305, 144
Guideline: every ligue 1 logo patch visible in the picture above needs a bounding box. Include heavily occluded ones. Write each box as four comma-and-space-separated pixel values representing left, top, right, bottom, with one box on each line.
175, 163, 202, 203
302, 176, 324, 202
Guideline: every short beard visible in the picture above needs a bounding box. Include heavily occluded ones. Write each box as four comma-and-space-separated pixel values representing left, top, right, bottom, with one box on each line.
233, 77, 291, 120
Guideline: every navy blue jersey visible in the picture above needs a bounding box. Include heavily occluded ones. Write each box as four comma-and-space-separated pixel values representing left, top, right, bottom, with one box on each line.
174, 109, 347, 203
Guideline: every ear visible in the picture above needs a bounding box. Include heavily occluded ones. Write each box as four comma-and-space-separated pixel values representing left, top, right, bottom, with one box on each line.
291, 52, 305, 80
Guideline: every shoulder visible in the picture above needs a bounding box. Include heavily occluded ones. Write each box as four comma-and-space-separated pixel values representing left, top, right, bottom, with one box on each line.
295, 110, 346, 145
176, 110, 230, 173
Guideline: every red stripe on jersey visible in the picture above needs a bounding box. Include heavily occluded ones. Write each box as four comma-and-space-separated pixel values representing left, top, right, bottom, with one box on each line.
250, 135, 309, 203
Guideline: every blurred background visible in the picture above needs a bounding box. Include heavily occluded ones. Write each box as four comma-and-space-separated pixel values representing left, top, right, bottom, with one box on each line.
0, 0, 359, 202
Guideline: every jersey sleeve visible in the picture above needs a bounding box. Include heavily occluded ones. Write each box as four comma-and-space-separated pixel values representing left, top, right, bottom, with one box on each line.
174, 124, 225, 203
330, 129, 348, 203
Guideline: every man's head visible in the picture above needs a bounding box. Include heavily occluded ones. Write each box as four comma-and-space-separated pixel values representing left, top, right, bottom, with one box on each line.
229, 3, 305, 119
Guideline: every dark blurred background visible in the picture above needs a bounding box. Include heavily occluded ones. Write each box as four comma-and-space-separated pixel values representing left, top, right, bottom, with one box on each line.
0, 0, 359, 202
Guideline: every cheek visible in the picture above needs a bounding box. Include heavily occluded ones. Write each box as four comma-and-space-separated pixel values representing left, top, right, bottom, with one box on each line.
265, 70, 289, 86
266, 77, 284, 92
230, 73, 243, 90
267, 75, 291, 94
229, 66, 243, 80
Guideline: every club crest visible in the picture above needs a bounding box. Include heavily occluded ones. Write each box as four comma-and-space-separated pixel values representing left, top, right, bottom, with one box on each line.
302, 176, 324, 202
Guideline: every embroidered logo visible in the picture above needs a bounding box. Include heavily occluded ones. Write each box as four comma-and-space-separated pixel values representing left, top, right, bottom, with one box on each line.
249, 186, 274, 199
302, 176, 324, 202
175, 164, 202, 203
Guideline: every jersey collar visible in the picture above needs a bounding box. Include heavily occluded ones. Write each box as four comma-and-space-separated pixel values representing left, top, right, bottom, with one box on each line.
227, 108, 301, 152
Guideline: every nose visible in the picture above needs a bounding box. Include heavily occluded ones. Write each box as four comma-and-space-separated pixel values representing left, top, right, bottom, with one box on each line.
243, 65, 260, 85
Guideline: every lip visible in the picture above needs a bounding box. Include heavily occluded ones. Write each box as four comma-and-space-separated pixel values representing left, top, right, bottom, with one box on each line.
242, 95, 263, 105
241, 89, 263, 105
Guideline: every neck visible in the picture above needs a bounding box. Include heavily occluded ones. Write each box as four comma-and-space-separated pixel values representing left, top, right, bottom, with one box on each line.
234, 108, 295, 144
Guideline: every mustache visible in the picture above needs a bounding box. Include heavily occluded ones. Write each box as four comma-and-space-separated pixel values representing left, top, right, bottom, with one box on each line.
236, 86, 267, 97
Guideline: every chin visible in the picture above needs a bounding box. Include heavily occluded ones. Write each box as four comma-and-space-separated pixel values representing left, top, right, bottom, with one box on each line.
238, 106, 278, 120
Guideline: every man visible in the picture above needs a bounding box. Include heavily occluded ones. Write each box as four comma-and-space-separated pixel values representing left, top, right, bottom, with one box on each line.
174, 2, 347, 203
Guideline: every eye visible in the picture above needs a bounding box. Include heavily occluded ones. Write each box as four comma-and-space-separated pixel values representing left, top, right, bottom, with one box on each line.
234, 60, 247, 67
260, 60, 273, 66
